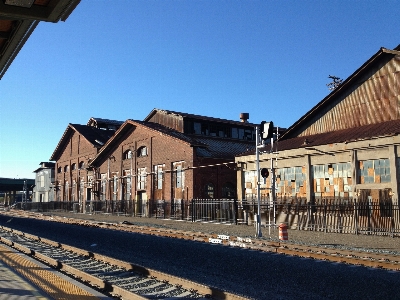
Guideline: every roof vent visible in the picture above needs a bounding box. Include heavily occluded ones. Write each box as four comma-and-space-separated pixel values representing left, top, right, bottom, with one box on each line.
240, 113, 249, 123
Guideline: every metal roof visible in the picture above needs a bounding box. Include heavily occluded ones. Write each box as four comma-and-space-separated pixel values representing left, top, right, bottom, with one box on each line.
239, 119, 400, 156
49, 123, 115, 161
194, 137, 254, 159
144, 108, 257, 127
280, 45, 400, 140
86, 117, 124, 127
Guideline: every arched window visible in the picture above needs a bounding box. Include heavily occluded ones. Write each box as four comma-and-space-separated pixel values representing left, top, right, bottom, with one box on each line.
71, 163, 76, 170
205, 183, 214, 198
79, 161, 85, 169
57, 167, 62, 173
222, 182, 236, 199
123, 150, 133, 160
137, 146, 147, 157
64, 165, 69, 172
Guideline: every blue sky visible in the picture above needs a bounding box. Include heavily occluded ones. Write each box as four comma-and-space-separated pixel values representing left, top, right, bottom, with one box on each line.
1, 0, 400, 179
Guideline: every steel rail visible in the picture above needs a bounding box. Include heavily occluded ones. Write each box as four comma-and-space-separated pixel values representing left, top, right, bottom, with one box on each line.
0, 226, 247, 300
3, 211, 400, 272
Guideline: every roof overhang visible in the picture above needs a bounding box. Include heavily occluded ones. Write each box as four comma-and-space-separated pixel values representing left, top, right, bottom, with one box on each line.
0, 0, 81, 79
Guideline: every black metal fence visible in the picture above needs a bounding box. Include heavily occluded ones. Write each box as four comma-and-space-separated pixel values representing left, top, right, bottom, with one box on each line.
242, 197, 400, 236
9, 197, 400, 236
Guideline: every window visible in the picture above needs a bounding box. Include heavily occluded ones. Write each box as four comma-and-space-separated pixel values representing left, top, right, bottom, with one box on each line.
137, 146, 147, 157
64, 181, 69, 201
57, 167, 62, 173
222, 182, 235, 198
205, 183, 214, 198
101, 174, 106, 201
311, 163, 352, 198
359, 159, 390, 183
154, 164, 164, 190
79, 179, 84, 202
193, 122, 201, 134
123, 150, 132, 160
172, 162, 185, 190
71, 163, 76, 170
79, 161, 85, 169
112, 175, 118, 201
123, 170, 131, 200
71, 180, 76, 201
176, 165, 182, 188
64, 165, 69, 172
137, 167, 147, 190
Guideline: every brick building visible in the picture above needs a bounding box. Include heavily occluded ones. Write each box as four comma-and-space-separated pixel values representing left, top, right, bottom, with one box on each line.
50, 109, 256, 215
50, 118, 123, 206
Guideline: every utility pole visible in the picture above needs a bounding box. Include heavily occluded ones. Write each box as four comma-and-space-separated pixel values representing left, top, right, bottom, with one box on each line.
255, 121, 274, 238
255, 126, 262, 238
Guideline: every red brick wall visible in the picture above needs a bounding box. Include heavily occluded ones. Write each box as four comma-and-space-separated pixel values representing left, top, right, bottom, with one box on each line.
54, 130, 99, 201
55, 124, 239, 202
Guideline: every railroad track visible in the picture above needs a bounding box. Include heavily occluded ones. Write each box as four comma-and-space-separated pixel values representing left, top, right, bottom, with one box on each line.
3, 211, 400, 272
0, 226, 247, 300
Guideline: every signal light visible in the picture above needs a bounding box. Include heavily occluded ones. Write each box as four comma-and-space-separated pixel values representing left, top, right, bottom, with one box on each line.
261, 168, 269, 178
260, 121, 274, 140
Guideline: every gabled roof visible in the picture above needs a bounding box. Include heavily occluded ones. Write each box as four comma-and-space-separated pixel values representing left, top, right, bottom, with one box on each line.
144, 108, 256, 127
194, 137, 254, 159
33, 162, 55, 173
280, 45, 400, 140
89, 119, 201, 166
49, 123, 114, 161
238, 119, 400, 157
90, 119, 255, 166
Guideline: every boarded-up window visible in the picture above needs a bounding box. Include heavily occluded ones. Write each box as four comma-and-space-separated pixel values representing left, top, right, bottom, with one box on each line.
359, 159, 390, 184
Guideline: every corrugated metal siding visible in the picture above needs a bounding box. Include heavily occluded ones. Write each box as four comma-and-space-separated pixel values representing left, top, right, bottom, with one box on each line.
147, 111, 184, 132
299, 56, 400, 137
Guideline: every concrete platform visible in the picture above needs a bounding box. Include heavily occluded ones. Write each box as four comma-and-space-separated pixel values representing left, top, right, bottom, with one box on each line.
0, 243, 112, 300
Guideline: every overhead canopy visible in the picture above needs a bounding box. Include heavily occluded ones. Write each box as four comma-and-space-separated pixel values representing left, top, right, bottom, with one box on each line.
0, 178, 35, 192
0, 0, 81, 79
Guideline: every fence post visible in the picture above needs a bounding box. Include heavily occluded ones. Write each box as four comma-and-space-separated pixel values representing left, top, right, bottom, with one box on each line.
234, 199, 238, 225
353, 199, 358, 235
191, 199, 195, 222
323, 199, 327, 233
